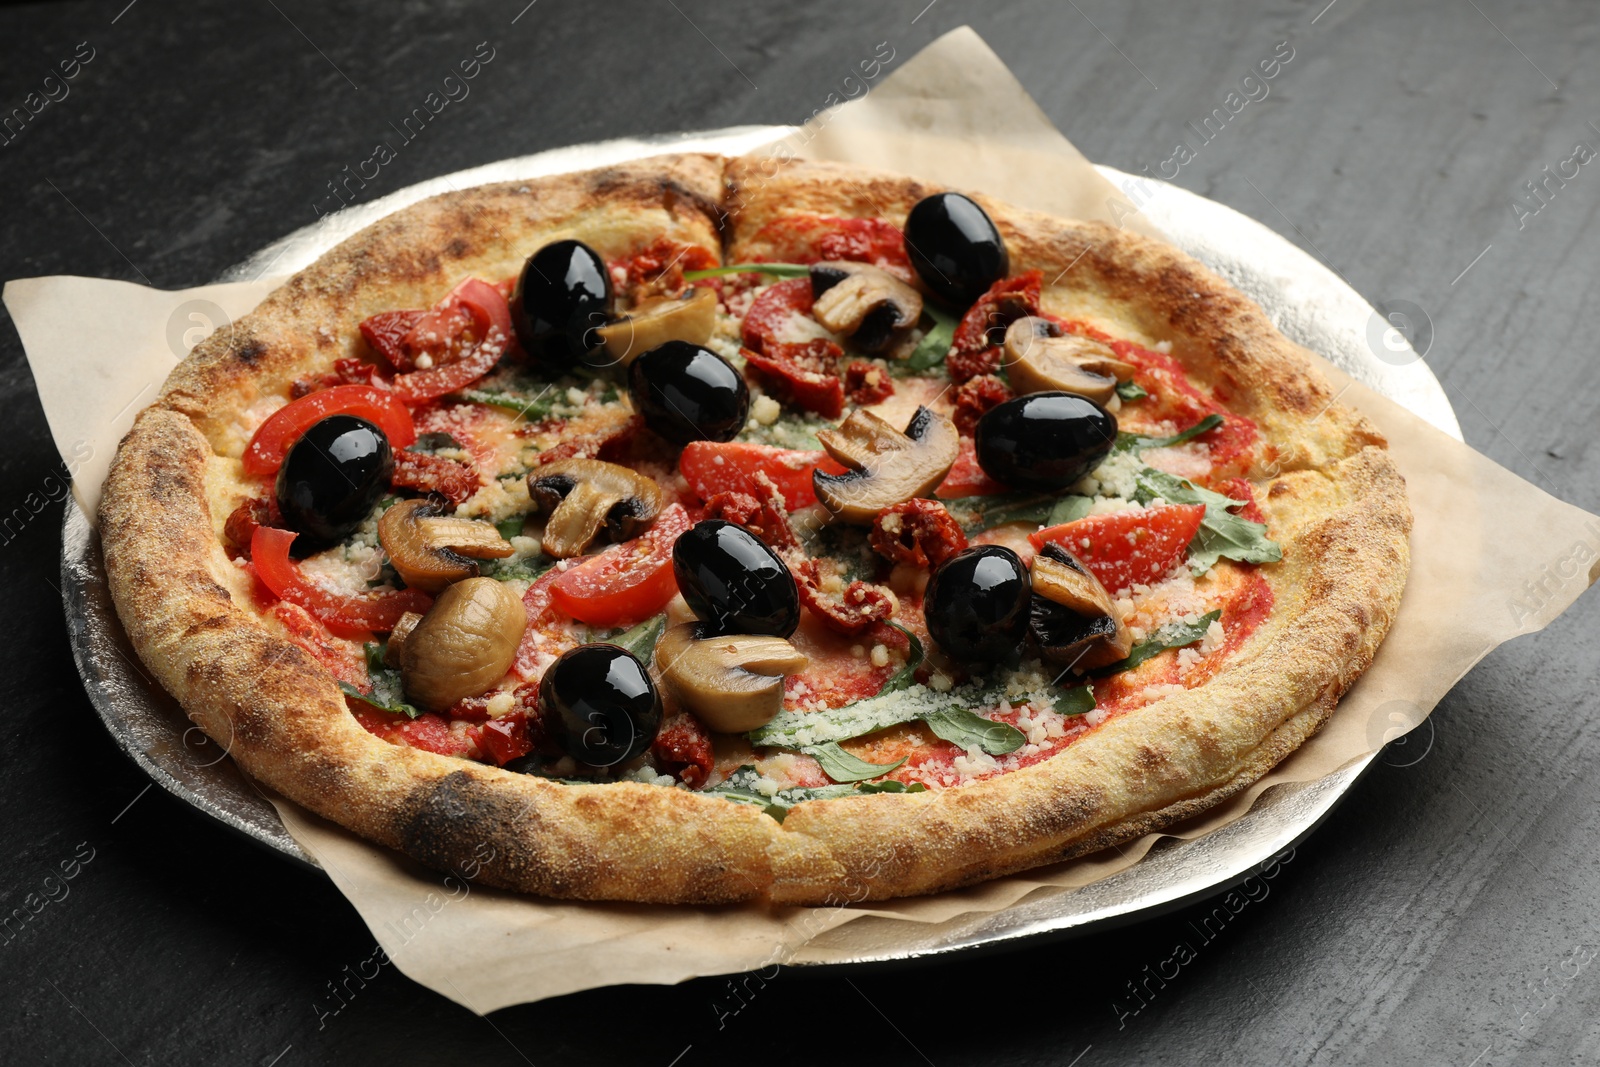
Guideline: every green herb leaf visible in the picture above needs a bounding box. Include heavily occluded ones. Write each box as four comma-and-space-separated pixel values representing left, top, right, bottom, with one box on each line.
339, 643, 422, 719
1052, 685, 1097, 717
856, 780, 928, 795
900, 305, 959, 373
609, 615, 666, 662
877, 623, 925, 696
749, 687, 933, 749
941, 492, 1064, 533
1115, 413, 1224, 454
478, 553, 555, 583
1115, 380, 1148, 401
495, 516, 526, 540
1132, 468, 1282, 573
804, 742, 909, 783
461, 386, 562, 421
1045, 494, 1094, 526
1105, 609, 1222, 674
921, 706, 1026, 755
704, 766, 858, 821
684, 262, 811, 281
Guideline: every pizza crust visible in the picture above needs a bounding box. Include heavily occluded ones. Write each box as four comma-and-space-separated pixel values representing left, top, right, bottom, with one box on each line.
100, 154, 1411, 905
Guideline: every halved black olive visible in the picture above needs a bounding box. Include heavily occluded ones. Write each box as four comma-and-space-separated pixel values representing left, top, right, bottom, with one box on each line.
540, 644, 661, 767
512, 239, 613, 366
627, 341, 749, 444
672, 519, 799, 637
924, 545, 1031, 663
903, 192, 1010, 309
975, 391, 1118, 491
275, 414, 392, 553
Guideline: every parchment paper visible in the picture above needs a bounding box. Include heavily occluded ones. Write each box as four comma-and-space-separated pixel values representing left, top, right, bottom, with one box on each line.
8, 26, 1597, 1011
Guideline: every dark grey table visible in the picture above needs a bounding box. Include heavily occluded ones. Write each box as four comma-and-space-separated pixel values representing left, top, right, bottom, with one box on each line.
4, 2, 1597, 1063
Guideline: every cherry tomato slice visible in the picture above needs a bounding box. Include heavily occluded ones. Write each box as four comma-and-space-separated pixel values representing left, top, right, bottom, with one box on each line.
679, 441, 847, 511
391, 278, 515, 404
250, 526, 432, 632
549, 504, 692, 628
242, 384, 415, 478
1029, 503, 1207, 594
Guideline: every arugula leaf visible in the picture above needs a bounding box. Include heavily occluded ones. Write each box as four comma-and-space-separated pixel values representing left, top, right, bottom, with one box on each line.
921, 707, 1026, 756
1046, 494, 1094, 526
408, 431, 462, 454
1116, 380, 1148, 402
1132, 468, 1282, 573
339, 643, 422, 719
941, 492, 1061, 533
1105, 609, 1221, 674
1115, 413, 1223, 454
1052, 685, 1097, 717
749, 686, 934, 749
479, 553, 555, 583
877, 623, 925, 696
899, 305, 959, 374
856, 780, 928, 795
684, 262, 811, 281
461, 386, 563, 421
608, 615, 666, 661
495, 516, 526, 540
704, 767, 857, 821
805, 742, 909, 783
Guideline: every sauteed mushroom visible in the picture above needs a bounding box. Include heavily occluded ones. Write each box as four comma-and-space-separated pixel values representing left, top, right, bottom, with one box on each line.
378, 498, 514, 593
1001, 316, 1137, 408
812, 406, 959, 524
399, 577, 528, 712
527, 458, 662, 558
1029, 543, 1133, 670
808, 261, 924, 353
595, 287, 718, 366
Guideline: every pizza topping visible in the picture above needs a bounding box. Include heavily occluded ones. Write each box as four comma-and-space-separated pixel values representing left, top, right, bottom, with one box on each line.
358, 309, 426, 372
904, 192, 1010, 309
395, 577, 527, 712
547, 503, 692, 628
376, 498, 513, 593
679, 440, 847, 511
795, 560, 896, 636
250, 526, 431, 633
389, 279, 514, 404
656, 622, 808, 733
808, 261, 923, 353
595, 287, 717, 366
224, 494, 283, 557
527, 457, 662, 559
924, 545, 1031, 664
951, 373, 1013, 437
243, 384, 415, 478
844, 359, 895, 405
975, 392, 1117, 492
672, 519, 800, 638
650, 710, 714, 788
948, 271, 1042, 384
1031, 502, 1206, 594
1001, 316, 1136, 408
625, 341, 749, 444
812, 406, 959, 524
1029, 544, 1133, 671
741, 342, 847, 419
701, 487, 798, 552
538, 644, 661, 768
869, 498, 968, 570
389, 449, 481, 506
511, 239, 613, 367
275, 415, 394, 552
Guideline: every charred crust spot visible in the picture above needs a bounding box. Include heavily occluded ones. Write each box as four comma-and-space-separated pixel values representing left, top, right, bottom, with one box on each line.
446, 236, 471, 259
235, 338, 268, 367
181, 615, 231, 639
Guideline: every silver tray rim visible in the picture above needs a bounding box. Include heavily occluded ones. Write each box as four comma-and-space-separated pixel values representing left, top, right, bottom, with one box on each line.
63, 124, 1459, 967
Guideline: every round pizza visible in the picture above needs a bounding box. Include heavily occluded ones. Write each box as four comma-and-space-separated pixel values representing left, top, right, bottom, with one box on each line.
99, 154, 1410, 905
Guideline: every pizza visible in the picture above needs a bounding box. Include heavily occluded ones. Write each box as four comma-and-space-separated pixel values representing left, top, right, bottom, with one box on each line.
99, 154, 1410, 905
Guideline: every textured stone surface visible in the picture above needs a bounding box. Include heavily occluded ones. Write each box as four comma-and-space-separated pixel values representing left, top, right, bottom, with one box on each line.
2, 1, 1597, 1063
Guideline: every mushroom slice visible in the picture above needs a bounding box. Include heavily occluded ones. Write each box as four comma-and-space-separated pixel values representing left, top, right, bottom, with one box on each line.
1002, 316, 1137, 407
383, 610, 425, 667
378, 498, 514, 594
527, 458, 662, 559
813, 406, 959, 524
655, 622, 808, 733
595, 287, 717, 366
400, 577, 528, 712
1030, 543, 1133, 670
809, 261, 924, 353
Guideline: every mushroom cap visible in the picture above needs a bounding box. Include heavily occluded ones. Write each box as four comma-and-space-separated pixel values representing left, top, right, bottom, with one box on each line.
812, 406, 959, 525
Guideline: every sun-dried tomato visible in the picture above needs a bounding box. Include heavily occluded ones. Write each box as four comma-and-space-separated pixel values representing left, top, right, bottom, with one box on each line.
391, 450, 481, 506
796, 559, 895, 636
951, 373, 1014, 436
534, 414, 646, 465
845, 360, 895, 405
742, 344, 846, 419
948, 272, 1043, 384
223, 495, 283, 558
869, 499, 968, 570
612, 238, 719, 303
651, 712, 714, 788
702, 477, 799, 552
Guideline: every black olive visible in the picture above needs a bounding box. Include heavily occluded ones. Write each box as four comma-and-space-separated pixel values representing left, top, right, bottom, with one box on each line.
628, 341, 750, 444
672, 520, 799, 637
275, 414, 392, 553
924, 545, 1031, 663
539, 644, 661, 767
903, 192, 1010, 308
975, 392, 1118, 492
511, 238, 613, 366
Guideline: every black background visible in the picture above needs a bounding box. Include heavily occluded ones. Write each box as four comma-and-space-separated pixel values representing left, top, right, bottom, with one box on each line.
4, 2, 1599, 1064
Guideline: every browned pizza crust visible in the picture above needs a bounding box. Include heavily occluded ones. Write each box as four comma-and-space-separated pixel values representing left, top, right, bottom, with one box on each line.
100, 154, 1411, 905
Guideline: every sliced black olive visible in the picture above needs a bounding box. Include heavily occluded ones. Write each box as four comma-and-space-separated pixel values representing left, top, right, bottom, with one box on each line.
903, 192, 1010, 309
672, 520, 799, 638
924, 545, 1031, 663
627, 341, 749, 444
539, 644, 661, 767
975, 391, 1118, 492
511, 238, 613, 366
275, 414, 392, 554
